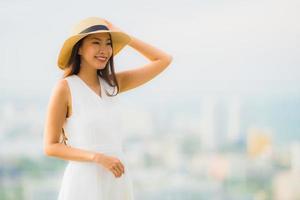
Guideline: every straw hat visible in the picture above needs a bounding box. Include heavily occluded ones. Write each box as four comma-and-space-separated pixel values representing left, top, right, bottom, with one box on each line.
57, 17, 132, 69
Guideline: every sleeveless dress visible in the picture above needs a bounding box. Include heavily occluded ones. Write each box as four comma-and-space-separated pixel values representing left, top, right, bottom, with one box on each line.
57, 74, 135, 200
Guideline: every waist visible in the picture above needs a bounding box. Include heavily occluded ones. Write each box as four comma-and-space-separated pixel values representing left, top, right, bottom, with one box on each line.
73, 142, 123, 154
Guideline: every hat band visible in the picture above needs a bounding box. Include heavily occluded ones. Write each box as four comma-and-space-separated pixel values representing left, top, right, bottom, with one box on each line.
80, 25, 109, 34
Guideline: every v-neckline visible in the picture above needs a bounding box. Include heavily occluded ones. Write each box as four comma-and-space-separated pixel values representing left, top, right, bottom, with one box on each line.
75, 74, 104, 99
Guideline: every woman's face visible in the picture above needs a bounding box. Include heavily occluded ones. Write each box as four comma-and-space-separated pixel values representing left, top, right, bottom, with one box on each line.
78, 32, 112, 70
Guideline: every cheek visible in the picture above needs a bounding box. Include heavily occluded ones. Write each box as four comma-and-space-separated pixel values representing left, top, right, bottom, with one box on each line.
81, 47, 96, 57
108, 47, 113, 55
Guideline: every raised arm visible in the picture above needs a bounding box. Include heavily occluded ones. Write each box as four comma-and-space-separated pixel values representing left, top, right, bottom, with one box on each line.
116, 35, 173, 93
105, 20, 173, 93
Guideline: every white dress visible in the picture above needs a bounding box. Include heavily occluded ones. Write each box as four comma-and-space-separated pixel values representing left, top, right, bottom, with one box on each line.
57, 74, 135, 200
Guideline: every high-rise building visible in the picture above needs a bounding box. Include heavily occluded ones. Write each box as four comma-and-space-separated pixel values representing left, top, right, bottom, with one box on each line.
227, 95, 241, 144
246, 127, 272, 158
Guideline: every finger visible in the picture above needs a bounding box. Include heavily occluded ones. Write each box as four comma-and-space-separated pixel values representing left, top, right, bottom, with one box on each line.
116, 164, 123, 175
112, 165, 121, 177
110, 165, 118, 176
105, 20, 113, 27
111, 168, 117, 177
116, 165, 124, 176
119, 162, 125, 174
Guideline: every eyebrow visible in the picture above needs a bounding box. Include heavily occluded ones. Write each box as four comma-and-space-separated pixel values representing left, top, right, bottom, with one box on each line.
90, 37, 111, 41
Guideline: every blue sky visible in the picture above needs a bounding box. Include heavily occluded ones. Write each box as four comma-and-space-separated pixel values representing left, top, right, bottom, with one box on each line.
0, 0, 299, 97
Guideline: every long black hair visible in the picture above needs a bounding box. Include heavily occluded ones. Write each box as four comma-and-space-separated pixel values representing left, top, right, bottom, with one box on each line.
63, 33, 119, 97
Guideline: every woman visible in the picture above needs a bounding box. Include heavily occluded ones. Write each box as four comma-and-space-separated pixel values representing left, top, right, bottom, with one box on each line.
43, 17, 172, 199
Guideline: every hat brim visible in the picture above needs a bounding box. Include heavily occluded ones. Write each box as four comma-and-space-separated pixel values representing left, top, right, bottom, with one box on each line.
57, 30, 132, 69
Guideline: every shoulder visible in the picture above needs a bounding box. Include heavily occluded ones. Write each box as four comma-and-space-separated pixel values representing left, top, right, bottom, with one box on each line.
53, 78, 69, 95
50, 78, 71, 106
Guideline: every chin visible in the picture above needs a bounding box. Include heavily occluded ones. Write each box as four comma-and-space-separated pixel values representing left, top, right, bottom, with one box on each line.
94, 64, 106, 70
97, 67, 106, 70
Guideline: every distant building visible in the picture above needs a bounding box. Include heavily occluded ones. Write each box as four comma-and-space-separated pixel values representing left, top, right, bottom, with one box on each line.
246, 127, 272, 158
290, 141, 300, 173
273, 170, 300, 200
226, 96, 241, 144
199, 95, 217, 150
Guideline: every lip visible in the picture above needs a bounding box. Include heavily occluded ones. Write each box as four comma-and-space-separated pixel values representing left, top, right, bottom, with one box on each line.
95, 56, 107, 62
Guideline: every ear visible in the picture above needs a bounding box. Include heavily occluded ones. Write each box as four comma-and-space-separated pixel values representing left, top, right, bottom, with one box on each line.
78, 47, 82, 55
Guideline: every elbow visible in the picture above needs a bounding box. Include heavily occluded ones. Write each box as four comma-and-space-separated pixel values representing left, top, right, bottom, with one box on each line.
44, 144, 54, 156
164, 54, 173, 66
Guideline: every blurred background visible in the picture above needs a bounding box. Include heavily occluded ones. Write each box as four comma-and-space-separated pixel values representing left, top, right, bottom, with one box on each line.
0, 0, 299, 199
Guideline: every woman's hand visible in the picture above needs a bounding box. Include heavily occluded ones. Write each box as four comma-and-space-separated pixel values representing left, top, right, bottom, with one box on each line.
104, 19, 125, 33
93, 153, 125, 178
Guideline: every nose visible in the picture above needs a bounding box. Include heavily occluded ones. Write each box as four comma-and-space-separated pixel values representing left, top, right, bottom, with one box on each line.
98, 44, 111, 52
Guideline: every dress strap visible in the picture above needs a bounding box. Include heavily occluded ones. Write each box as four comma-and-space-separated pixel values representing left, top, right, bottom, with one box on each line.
64, 75, 83, 117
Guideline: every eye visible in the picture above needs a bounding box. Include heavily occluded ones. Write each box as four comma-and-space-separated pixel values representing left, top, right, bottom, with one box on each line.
92, 41, 111, 46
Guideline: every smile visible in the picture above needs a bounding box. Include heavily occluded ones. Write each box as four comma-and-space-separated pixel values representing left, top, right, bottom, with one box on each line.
95, 56, 107, 61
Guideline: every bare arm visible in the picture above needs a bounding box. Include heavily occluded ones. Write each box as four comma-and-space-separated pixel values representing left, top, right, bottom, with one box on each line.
116, 35, 173, 93
43, 79, 99, 162
104, 19, 173, 93
43, 79, 125, 177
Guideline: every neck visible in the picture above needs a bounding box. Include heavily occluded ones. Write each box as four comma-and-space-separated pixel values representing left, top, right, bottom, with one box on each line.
77, 64, 99, 86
